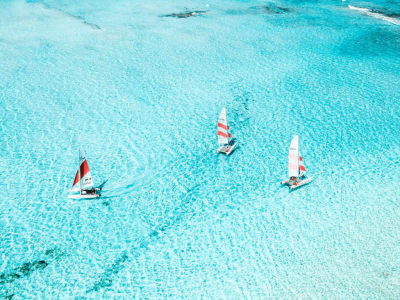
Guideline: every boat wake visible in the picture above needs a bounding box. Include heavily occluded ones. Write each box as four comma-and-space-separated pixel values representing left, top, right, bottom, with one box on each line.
348, 5, 400, 26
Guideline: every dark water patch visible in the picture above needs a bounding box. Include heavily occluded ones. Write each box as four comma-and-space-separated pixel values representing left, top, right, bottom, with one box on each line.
348, 5, 400, 25
0, 248, 64, 286
0, 260, 48, 285
44, 247, 65, 260
102, 201, 110, 206
149, 230, 159, 237
339, 28, 400, 57
370, 9, 400, 18
226, 3, 291, 16
87, 182, 204, 293
358, 4, 400, 19
161, 10, 207, 18
248, 4, 291, 14
1, 293, 15, 300
87, 252, 129, 293
229, 82, 254, 127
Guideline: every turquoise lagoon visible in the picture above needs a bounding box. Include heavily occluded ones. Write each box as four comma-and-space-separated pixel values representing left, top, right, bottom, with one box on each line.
1, 0, 400, 298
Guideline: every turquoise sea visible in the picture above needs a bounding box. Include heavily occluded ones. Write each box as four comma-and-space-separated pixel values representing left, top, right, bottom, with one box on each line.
1, 0, 400, 298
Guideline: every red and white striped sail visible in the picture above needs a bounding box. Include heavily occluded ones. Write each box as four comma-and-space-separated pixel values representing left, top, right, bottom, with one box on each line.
79, 148, 94, 190
70, 170, 80, 193
299, 152, 306, 177
288, 135, 307, 178
217, 107, 232, 145
288, 135, 300, 178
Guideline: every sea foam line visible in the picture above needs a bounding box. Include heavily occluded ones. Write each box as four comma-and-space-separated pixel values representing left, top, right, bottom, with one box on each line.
348, 5, 400, 25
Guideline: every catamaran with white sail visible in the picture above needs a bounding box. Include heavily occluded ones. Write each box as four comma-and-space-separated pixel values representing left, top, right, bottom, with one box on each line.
216, 107, 238, 155
68, 149, 102, 199
280, 135, 313, 189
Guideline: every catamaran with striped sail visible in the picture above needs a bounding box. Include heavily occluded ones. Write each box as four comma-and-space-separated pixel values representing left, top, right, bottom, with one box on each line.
68, 149, 102, 199
280, 135, 313, 189
216, 107, 237, 155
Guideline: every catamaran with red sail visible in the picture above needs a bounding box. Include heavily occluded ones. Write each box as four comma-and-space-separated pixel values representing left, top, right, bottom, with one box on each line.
216, 107, 238, 155
280, 135, 313, 190
68, 149, 102, 199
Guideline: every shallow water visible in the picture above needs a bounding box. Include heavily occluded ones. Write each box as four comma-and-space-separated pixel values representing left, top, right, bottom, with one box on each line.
1, 0, 400, 298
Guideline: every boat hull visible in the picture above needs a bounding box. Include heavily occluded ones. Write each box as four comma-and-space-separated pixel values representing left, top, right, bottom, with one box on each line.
280, 177, 313, 189
290, 177, 313, 189
68, 191, 101, 199
217, 141, 238, 155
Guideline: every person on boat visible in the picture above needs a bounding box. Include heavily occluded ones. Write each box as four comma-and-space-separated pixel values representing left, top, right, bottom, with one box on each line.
290, 176, 297, 185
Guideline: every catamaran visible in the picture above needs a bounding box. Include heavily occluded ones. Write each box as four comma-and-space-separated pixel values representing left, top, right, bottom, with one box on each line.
280, 135, 313, 190
216, 107, 238, 155
68, 149, 102, 199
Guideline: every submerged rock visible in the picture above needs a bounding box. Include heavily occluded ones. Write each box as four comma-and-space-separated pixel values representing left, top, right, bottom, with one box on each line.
45, 247, 65, 259
161, 10, 207, 18
227, 3, 291, 16
370, 8, 400, 19
87, 252, 129, 293
0, 255, 51, 285
248, 3, 291, 14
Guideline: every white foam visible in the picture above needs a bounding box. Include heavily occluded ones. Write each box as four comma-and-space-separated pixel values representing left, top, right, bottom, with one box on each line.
348, 5, 400, 25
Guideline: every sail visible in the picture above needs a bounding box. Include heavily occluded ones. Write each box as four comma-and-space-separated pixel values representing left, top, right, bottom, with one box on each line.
79, 148, 94, 190
288, 135, 299, 178
70, 170, 80, 193
299, 152, 306, 177
217, 107, 231, 145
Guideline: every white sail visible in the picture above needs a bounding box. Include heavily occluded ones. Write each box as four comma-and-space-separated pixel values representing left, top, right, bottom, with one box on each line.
79, 148, 94, 190
299, 152, 306, 177
217, 107, 232, 145
70, 170, 80, 193
288, 135, 299, 178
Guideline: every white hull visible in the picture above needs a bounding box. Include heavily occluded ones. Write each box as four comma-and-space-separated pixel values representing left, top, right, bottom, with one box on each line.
216, 141, 238, 155
68, 189, 101, 199
68, 194, 100, 199
280, 177, 313, 190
